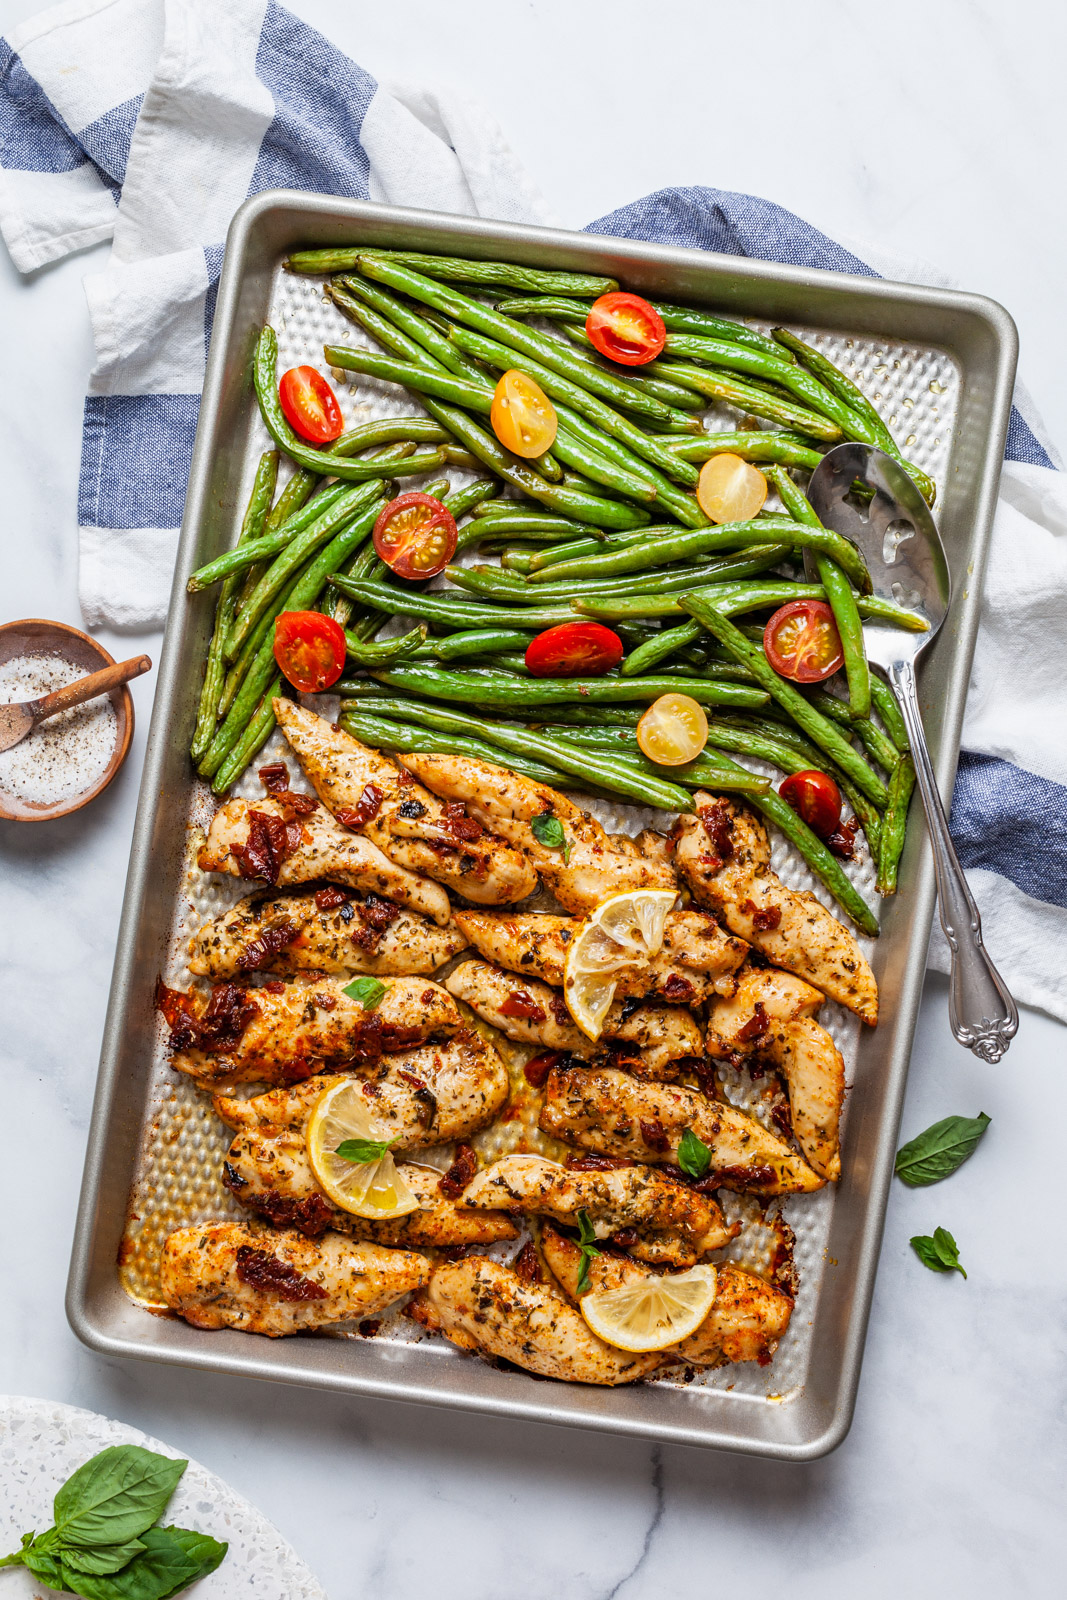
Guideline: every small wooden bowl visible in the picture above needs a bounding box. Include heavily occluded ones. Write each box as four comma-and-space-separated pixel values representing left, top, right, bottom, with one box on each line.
0, 619, 135, 822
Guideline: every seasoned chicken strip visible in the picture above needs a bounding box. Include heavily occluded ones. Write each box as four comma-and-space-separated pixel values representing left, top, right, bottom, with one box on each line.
396, 752, 676, 913
189, 889, 467, 981
460, 1154, 735, 1265
409, 1255, 663, 1384
274, 701, 537, 904
541, 1227, 793, 1367
198, 793, 451, 925
213, 1031, 510, 1144
222, 1137, 518, 1247
540, 1066, 823, 1195
452, 910, 746, 1004
673, 794, 878, 1024
159, 974, 459, 1088
444, 958, 703, 1077
707, 967, 845, 1181
159, 1222, 428, 1335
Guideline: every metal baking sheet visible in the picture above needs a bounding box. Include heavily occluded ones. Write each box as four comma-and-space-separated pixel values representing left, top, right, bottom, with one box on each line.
66, 192, 1017, 1459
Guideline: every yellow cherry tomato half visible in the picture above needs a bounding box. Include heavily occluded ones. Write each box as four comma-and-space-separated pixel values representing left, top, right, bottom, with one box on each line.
490, 369, 558, 458
636, 693, 709, 766
696, 452, 768, 524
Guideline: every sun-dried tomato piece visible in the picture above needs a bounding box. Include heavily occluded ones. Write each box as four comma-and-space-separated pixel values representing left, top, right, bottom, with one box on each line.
155, 980, 257, 1054
314, 885, 352, 910
232, 809, 292, 884
714, 1164, 777, 1188
639, 1117, 670, 1152
524, 1050, 562, 1088
740, 899, 782, 931
335, 784, 384, 829
236, 918, 298, 971
697, 797, 734, 860
438, 1142, 478, 1198
737, 1001, 770, 1044
358, 893, 400, 930
234, 1245, 328, 1301
548, 992, 572, 1028
662, 973, 695, 1002
258, 761, 290, 793
396, 1069, 437, 1128
441, 801, 483, 843
500, 989, 547, 1023
566, 1154, 634, 1172
511, 1241, 542, 1284
826, 817, 860, 861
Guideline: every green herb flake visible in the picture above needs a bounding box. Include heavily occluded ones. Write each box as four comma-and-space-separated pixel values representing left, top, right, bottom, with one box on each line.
342, 975, 388, 1011
895, 1112, 991, 1187
910, 1227, 967, 1278
677, 1127, 712, 1180
335, 1136, 397, 1164
575, 1208, 602, 1295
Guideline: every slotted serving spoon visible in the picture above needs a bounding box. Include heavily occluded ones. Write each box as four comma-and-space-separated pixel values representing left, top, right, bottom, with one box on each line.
807, 442, 1018, 1064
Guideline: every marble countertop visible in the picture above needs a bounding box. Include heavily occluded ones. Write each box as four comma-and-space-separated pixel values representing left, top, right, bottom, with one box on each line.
1, 2, 1064, 1595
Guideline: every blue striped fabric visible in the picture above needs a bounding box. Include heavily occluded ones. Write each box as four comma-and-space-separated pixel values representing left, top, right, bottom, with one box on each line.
0, 38, 83, 171
951, 753, 1067, 910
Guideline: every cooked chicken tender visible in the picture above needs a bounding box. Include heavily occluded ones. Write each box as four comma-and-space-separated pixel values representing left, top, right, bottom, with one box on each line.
673, 794, 878, 1024
460, 1154, 735, 1265
273, 701, 538, 904
396, 751, 677, 913
409, 1255, 663, 1384
707, 967, 845, 1181
452, 909, 746, 1005
189, 890, 467, 981
213, 1031, 510, 1144
444, 958, 703, 1077
159, 1222, 428, 1335
541, 1227, 793, 1367
222, 1137, 518, 1247
160, 974, 459, 1088
198, 793, 451, 925
540, 1066, 824, 1195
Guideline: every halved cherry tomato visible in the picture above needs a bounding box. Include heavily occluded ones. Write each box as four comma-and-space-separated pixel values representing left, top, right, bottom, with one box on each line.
779, 770, 843, 840
278, 366, 344, 444
586, 291, 666, 366
763, 600, 844, 683
696, 453, 768, 523
525, 622, 623, 678
373, 492, 458, 580
490, 370, 558, 458
636, 693, 709, 766
273, 610, 347, 693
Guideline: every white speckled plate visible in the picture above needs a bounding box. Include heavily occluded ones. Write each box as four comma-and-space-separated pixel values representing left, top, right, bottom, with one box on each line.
0, 1397, 326, 1600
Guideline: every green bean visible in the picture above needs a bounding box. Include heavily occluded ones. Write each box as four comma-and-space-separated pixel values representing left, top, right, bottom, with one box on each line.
412, 628, 534, 661
331, 414, 452, 456
266, 467, 317, 533
340, 711, 569, 788
330, 279, 484, 382
493, 295, 590, 321
224, 480, 385, 662
328, 576, 576, 630
619, 621, 703, 676
190, 450, 279, 761
324, 343, 499, 412
647, 300, 788, 359
297, 249, 618, 298
772, 329, 936, 505
651, 361, 843, 441
211, 676, 284, 795
457, 514, 595, 552
548, 322, 707, 411
869, 671, 910, 752
535, 449, 564, 482
188, 482, 352, 592
678, 592, 888, 806
876, 755, 917, 895
802, 687, 899, 773
665, 431, 824, 469
443, 478, 502, 519
664, 331, 866, 434
343, 625, 427, 666
550, 421, 661, 502
369, 664, 768, 711
766, 463, 870, 719
574, 580, 815, 622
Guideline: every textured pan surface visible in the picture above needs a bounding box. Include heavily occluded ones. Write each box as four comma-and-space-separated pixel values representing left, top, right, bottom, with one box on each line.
68, 193, 1017, 1459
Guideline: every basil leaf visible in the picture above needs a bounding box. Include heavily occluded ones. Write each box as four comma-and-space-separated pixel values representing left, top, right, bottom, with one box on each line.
677, 1127, 712, 1180
62, 1539, 147, 1576
530, 812, 565, 850
336, 1136, 396, 1164
910, 1227, 967, 1278
23, 1543, 71, 1590
53, 1447, 187, 1549
60, 1526, 227, 1600
895, 1112, 991, 1187
342, 976, 387, 1011
575, 1208, 601, 1295
0, 1532, 35, 1569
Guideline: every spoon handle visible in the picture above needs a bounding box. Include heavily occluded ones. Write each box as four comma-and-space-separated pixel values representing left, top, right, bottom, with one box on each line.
888, 658, 1019, 1063
29, 655, 152, 722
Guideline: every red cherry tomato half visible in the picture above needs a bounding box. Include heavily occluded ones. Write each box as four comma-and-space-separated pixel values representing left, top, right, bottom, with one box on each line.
273, 610, 347, 693
373, 492, 458, 580
779, 770, 843, 840
586, 291, 666, 366
278, 366, 344, 444
763, 600, 844, 683
524, 622, 624, 678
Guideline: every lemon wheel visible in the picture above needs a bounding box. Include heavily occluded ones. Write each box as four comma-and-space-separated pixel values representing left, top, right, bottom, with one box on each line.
563, 888, 677, 1039
306, 1079, 419, 1220
580, 1264, 718, 1352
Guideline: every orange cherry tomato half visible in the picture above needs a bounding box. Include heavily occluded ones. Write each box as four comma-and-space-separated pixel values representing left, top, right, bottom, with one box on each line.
273, 610, 347, 693
763, 600, 844, 683
779, 770, 843, 840
490, 370, 558, 458
373, 492, 458, 580
636, 693, 709, 766
696, 453, 768, 524
586, 291, 666, 366
278, 366, 344, 445
525, 622, 623, 678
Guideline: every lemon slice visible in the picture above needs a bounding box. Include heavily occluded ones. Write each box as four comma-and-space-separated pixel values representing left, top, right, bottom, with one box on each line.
306, 1079, 418, 1219
580, 1264, 718, 1352
563, 888, 677, 1039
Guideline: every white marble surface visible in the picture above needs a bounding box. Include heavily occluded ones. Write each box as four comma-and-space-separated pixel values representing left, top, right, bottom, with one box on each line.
1, 2, 1066, 1595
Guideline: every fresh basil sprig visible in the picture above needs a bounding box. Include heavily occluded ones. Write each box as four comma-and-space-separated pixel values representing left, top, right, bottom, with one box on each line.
0, 1445, 227, 1599
336, 1136, 398, 1164
575, 1209, 601, 1295
895, 1112, 991, 1187
342, 975, 388, 1010
910, 1227, 967, 1278
677, 1127, 712, 1180
530, 811, 571, 863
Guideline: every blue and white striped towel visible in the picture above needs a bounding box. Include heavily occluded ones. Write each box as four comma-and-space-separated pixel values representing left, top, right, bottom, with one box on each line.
2, 0, 1065, 1024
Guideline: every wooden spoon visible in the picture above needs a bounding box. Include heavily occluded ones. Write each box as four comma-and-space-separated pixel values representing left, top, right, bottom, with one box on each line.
0, 654, 152, 753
